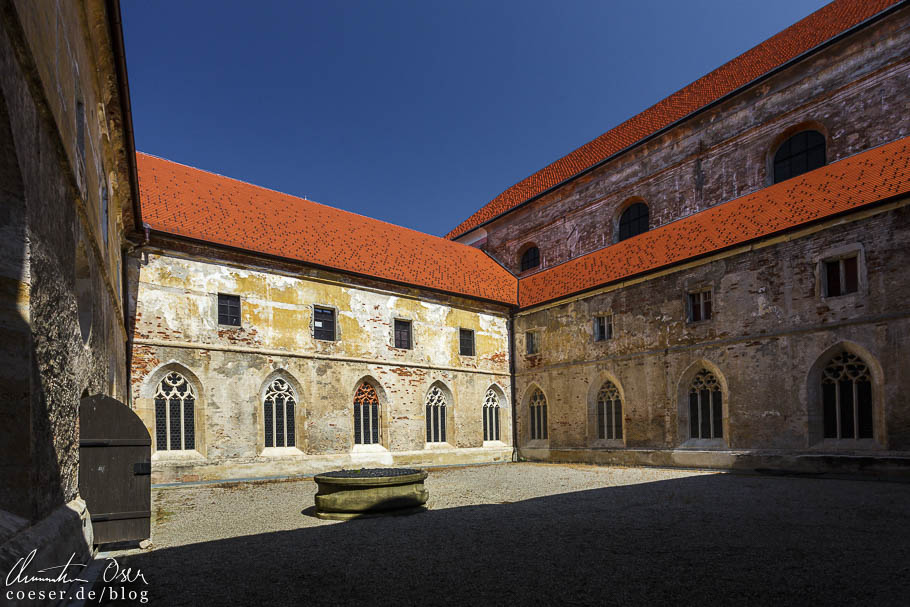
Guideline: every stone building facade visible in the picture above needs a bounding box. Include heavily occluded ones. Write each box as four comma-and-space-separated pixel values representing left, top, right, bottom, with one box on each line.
0, 0, 138, 593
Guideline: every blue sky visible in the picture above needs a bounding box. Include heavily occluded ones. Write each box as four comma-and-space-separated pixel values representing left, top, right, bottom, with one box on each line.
123, 0, 828, 237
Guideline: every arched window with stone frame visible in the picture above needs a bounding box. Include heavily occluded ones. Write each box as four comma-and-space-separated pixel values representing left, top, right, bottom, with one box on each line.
528, 387, 548, 441
483, 387, 502, 442
263, 377, 297, 448
772, 129, 826, 184
426, 385, 448, 443
154, 371, 196, 451
353, 382, 381, 445
596, 381, 623, 441
688, 369, 723, 440
618, 201, 649, 241
822, 352, 874, 440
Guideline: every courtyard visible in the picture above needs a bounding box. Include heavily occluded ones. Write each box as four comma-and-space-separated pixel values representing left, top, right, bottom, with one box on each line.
98, 463, 910, 606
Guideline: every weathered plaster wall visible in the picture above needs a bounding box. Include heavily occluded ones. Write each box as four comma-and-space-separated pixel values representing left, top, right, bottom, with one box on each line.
129, 250, 513, 482
469, 7, 910, 274
513, 203, 910, 463
0, 0, 129, 525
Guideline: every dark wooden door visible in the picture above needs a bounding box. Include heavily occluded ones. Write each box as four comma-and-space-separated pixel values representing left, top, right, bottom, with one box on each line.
79, 395, 151, 544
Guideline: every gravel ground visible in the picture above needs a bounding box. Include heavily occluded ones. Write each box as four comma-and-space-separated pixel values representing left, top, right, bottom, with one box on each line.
97, 463, 910, 606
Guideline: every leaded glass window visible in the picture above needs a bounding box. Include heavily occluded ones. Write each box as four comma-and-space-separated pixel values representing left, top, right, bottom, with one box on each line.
773, 130, 825, 184
529, 388, 548, 440
483, 387, 501, 442
353, 382, 380, 445
425, 385, 447, 443
596, 381, 623, 440
264, 378, 296, 448
822, 352, 873, 440
618, 203, 649, 241
688, 370, 722, 439
154, 372, 196, 451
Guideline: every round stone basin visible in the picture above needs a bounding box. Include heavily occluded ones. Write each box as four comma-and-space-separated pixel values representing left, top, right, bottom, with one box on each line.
313, 468, 429, 520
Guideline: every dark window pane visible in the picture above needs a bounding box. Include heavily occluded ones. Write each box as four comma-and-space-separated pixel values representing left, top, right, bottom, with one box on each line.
460, 329, 474, 356
520, 246, 540, 272
542, 405, 548, 440
169, 396, 181, 450
426, 405, 433, 442
712, 391, 723, 439
275, 397, 285, 447
606, 316, 613, 339
395, 320, 411, 349
155, 397, 167, 450
218, 294, 241, 326
857, 380, 873, 439
703, 294, 712, 320
843, 256, 858, 294
839, 380, 855, 439
441, 406, 447, 443
314, 307, 335, 341
807, 146, 825, 171
689, 293, 701, 322
700, 390, 711, 438
494, 407, 500, 441
264, 400, 273, 448
597, 402, 605, 439
826, 261, 841, 297
371, 404, 379, 444
483, 407, 489, 441
822, 382, 838, 439
354, 404, 362, 444
773, 131, 826, 184
287, 401, 295, 447
184, 397, 195, 450
689, 392, 699, 438
774, 161, 790, 183
619, 203, 649, 241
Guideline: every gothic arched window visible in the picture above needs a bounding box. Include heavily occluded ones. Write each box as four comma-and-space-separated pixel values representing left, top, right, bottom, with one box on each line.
822, 352, 873, 440
520, 246, 540, 272
483, 387, 501, 441
688, 370, 722, 439
264, 378, 296, 448
154, 372, 196, 451
773, 130, 826, 183
529, 388, 548, 440
353, 383, 380, 445
618, 202, 649, 241
596, 381, 623, 440
426, 385, 448, 443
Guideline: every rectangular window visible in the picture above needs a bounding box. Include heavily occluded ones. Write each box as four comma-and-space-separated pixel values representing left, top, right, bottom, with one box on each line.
594, 315, 613, 341
394, 319, 412, 349
459, 328, 475, 356
526, 331, 539, 355
687, 290, 712, 323
824, 255, 859, 297
217, 294, 241, 326
313, 306, 336, 341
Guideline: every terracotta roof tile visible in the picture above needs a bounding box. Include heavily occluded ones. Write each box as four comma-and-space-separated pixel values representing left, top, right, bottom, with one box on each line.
447, 0, 902, 240
518, 137, 910, 308
136, 153, 518, 305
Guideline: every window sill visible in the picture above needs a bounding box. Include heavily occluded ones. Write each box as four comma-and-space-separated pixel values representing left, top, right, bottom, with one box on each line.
423, 442, 453, 450
482, 440, 508, 448
589, 439, 625, 448
260, 447, 303, 457
679, 438, 727, 450
152, 449, 204, 462
351, 443, 388, 453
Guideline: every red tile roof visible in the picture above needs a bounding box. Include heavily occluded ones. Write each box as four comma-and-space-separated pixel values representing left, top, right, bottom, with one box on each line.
518, 137, 910, 308
136, 153, 518, 305
447, 0, 903, 240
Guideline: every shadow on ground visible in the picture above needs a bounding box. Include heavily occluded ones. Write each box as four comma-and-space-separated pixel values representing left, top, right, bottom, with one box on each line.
97, 473, 910, 606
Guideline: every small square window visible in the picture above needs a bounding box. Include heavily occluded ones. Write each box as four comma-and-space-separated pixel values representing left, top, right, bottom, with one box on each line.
687, 290, 712, 323
526, 331, 539, 355
217, 294, 241, 326
594, 315, 613, 341
459, 328, 475, 356
314, 306, 336, 341
394, 319, 412, 349
824, 255, 859, 297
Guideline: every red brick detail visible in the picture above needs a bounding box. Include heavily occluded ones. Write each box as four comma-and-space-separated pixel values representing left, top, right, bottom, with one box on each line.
447, 0, 902, 240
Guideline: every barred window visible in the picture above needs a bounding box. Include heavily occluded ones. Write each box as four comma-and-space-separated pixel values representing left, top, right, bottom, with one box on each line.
529, 388, 548, 440
618, 203, 649, 241
425, 385, 448, 443
688, 370, 722, 439
596, 381, 623, 440
353, 382, 381, 445
459, 328, 475, 356
483, 387, 501, 442
264, 378, 296, 448
218, 294, 241, 326
822, 352, 873, 440
520, 246, 540, 272
773, 130, 825, 184
154, 372, 196, 451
